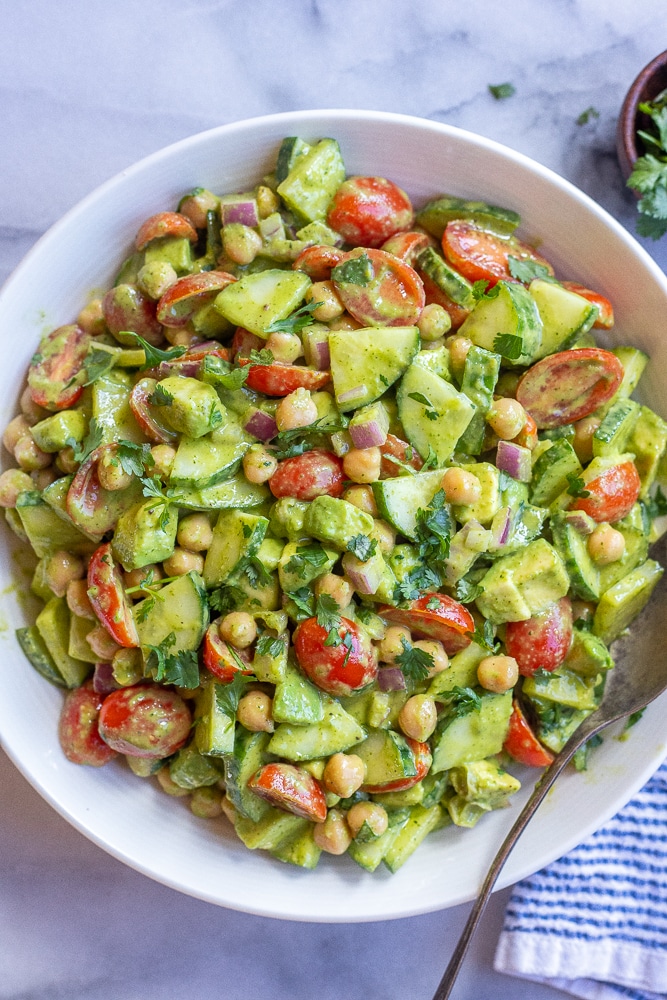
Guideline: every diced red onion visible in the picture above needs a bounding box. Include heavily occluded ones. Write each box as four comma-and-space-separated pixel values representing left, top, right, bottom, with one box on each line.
92, 661, 120, 696
302, 327, 331, 370
336, 384, 367, 405
349, 405, 389, 450
564, 510, 596, 535
490, 506, 513, 549
341, 551, 384, 595
244, 408, 278, 442
330, 430, 352, 457
220, 194, 259, 228
377, 666, 407, 692
496, 440, 532, 482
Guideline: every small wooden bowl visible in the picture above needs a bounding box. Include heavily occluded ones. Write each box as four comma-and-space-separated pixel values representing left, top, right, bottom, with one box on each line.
617, 49, 667, 183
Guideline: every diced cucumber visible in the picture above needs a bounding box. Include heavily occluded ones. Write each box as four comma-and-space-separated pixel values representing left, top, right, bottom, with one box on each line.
92, 370, 145, 444
530, 439, 582, 507
347, 822, 404, 873
431, 692, 512, 772
175, 475, 270, 511
529, 278, 598, 360
251, 631, 288, 684
270, 821, 321, 869
522, 667, 602, 711
383, 804, 443, 873
416, 195, 521, 238
195, 679, 236, 756
550, 513, 600, 600
234, 806, 304, 850
214, 269, 311, 338
267, 696, 365, 761
428, 642, 488, 696
16, 492, 95, 559
458, 280, 543, 366
135, 571, 209, 658
534, 702, 590, 754
203, 510, 268, 587
598, 514, 649, 594
276, 138, 346, 224
457, 345, 501, 454
68, 614, 98, 664
353, 728, 417, 787
224, 728, 272, 822
446, 796, 491, 828
372, 469, 445, 541
593, 559, 663, 644
329, 326, 420, 412
16, 625, 67, 688
596, 346, 649, 417
272, 662, 324, 725
413, 344, 451, 381
35, 598, 92, 689
169, 433, 248, 488
414, 247, 475, 310
628, 405, 667, 499
397, 363, 475, 465
169, 743, 221, 789
593, 398, 641, 459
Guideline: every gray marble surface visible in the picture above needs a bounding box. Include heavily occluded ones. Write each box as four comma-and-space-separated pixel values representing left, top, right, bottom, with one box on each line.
2, 3, 667, 998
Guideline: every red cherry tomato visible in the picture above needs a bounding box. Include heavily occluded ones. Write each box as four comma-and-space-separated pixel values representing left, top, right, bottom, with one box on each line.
292, 245, 347, 281
505, 598, 573, 677
363, 738, 432, 794
156, 271, 236, 326
230, 327, 265, 360
237, 359, 331, 396
516, 348, 624, 429
248, 762, 327, 822
98, 684, 192, 759
66, 443, 142, 540
380, 230, 433, 265
561, 281, 614, 329
326, 176, 414, 248
418, 270, 471, 329
135, 211, 198, 250
570, 461, 641, 523
128, 377, 179, 444
87, 543, 140, 648
378, 593, 474, 655
503, 700, 554, 768
293, 616, 378, 697
379, 433, 424, 478
58, 680, 118, 766
442, 221, 554, 288
331, 247, 425, 327
269, 450, 344, 501
28, 324, 91, 411
514, 412, 538, 451
102, 284, 163, 346
202, 622, 252, 683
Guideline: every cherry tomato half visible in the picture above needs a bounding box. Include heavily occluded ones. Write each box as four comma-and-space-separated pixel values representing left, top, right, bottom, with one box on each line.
380, 230, 433, 265
292, 244, 347, 281
202, 622, 252, 683
515, 348, 624, 429
66, 444, 142, 540
442, 221, 554, 288
503, 700, 554, 768
248, 762, 327, 822
102, 284, 163, 346
58, 680, 118, 767
331, 247, 425, 327
269, 450, 344, 501
87, 542, 140, 648
156, 271, 236, 327
98, 684, 192, 759
135, 211, 198, 251
293, 616, 378, 697
28, 324, 91, 411
505, 598, 573, 677
128, 377, 179, 444
378, 593, 474, 656
570, 461, 641, 523
514, 412, 538, 451
561, 281, 614, 329
362, 738, 432, 794
238, 359, 331, 396
326, 176, 414, 248
379, 433, 424, 478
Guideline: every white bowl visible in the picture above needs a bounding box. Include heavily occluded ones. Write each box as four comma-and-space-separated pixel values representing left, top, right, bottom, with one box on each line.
1, 109, 667, 923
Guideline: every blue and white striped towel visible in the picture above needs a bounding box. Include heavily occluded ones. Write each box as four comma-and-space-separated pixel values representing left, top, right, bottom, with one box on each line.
494, 759, 667, 999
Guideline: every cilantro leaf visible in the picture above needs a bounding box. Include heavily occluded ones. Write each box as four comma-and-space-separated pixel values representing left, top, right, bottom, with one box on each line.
645, 485, 667, 519
467, 619, 499, 653
82, 348, 117, 386
346, 534, 378, 562
472, 279, 491, 300
116, 440, 154, 478
493, 332, 524, 360
488, 82, 515, 100
395, 636, 433, 683
415, 488, 452, 565
208, 584, 246, 614
216, 672, 254, 717
331, 253, 374, 287
149, 383, 174, 407
265, 301, 321, 335
577, 106, 599, 126
140, 475, 180, 530
145, 633, 200, 689
507, 256, 553, 284
128, 333, 187, 369
315, 593, 342, 633
200, 354, 250, 391
566, 472, 591, 499
454, 577, 485, 604
440, 685, 483, 718
272, 416, 348, 460
70, 418, 103, 464
255, 632, 287, 658
283, 543, 330, 577
286, 586, 315, 620
248, 348, 275, 366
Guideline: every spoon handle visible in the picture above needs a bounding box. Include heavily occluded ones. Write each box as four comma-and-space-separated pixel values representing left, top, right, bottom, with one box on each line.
430, 718, 603, 1000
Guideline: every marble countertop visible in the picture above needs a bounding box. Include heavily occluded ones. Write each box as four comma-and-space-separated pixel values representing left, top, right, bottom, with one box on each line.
2, 3, 667, 998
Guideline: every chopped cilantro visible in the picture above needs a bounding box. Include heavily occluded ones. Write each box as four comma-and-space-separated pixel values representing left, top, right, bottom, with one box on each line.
255, 632, 287, 658
627, 89, 667, 239
265, 301, 321, 335
331, 253, 374, 287
200, 354, 250, 390
395, 636, 433, 683
441, 685, 483, 718
467, 618, 499, 653
577, 106, 599, 126
566, 472, 591, 499
283, 543, 330, 577
507, 256, 553, 284
645, 485, 667, 520
116, 440, 154, 478
286, 586, 315, 620
454, 577, 485, 604
149, 383, 174, 407
315, 593, 342, 634
472, 279, 491, 300
208, 584, 246, 614
128, 333, 187, 369
248, 347, 275, 366
346, 534, 378, 562
82, 348, 117, 386
216, 672, 254, 717
273, 416, 348, 460
493, 332, 524, 360
625, 708, 645, 729
145, 633, 200, 688
415, 488, 452, 566
488, 82, 515, 100
69, 418, 103, 464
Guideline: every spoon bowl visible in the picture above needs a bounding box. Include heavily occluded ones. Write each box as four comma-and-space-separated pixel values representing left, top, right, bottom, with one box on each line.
617, 49, 667, 182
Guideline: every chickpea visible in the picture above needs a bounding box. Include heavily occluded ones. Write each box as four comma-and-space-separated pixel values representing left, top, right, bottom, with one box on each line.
124, 563, 163, 590
573, 416, 602, 464
112, 647, 144, 687
256, 184, 280, 219
56, 446, 79, 475
66, 578, 96, 619
87, 624, 122, 661
0, 468, 34, 507
447, 335, 472, 377
477, 654, 519, 693
20, 386, 45, 423
398, 695, 438, 742
327, 313, 362, 331
441, 467, 482, 506
265, 331, 303, 364
76, 298, 107, 336
220, 793, 238, 825
347, 801, 389, 840
314, 572, 354, 609
219, 611, 257, 648
370, 518, 396, 554
242, 444, 279, 484
417, 302, 451, 341
275, 387, 318, 433
190, 786, 223, 819
156, 765, 190, 798
413, 639, 449, 676
307, 280, 345, 322
236, 690, 274, 732
31, 467, 58, 491
377, 625, 412, 663
164, 326, 199, 348
44, 550, 85, 598
486, 397, 527, 440
150, 445, 176, 479
14, 435, 51, 472
587, 523, 626, 565
312, 809, 352, 855
222, 223, 262, 265
3, 415, 31, 453
343, 447, 382, 484
178, 188, 219, 229
162, 548, 205, 577
97, 450, 133, 492
322, 753, 366, 798
342, 484, 378, 516
177, 513, 214, 552
137, 260, 178, 300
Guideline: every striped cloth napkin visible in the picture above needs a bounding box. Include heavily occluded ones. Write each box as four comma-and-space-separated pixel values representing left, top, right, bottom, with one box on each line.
494, 759, 667, 1000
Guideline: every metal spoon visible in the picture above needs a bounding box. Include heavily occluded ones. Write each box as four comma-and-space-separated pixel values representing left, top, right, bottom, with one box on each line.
431, 548, 667, 1000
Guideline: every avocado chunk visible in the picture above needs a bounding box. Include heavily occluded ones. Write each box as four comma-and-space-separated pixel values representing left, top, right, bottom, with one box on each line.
156, 375, 226, 439
112, 497, 179, 571
593, 559, 663, 644
475, 538, 570, 624
30, 409, 86, 452
431, 691, 513, 772
272, 662, 324, 725
268, 696, 365, 761
303, 495, 375, 550
203, 510, 268, 587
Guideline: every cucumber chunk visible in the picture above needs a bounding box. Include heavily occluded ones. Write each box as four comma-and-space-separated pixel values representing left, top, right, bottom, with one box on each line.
383, 804, 444, 872
416, 196, 521, 238
276, 138, 346, 224
16, 625, 68, 688
329, 326, 420, 412
397, 363, 475, 465
268, 696, 365, 761
195, 679, 236, 756
135, 571, 209, 659
529, 278, 598, 360
35, 598, 91, 689
224, 729, 272, 822
353, 728, 417, 787
372, 469, 445, 541
415, 246, 475, 309
203, 510, 268, 587
593, 559, 663, 644
458, 281, 543, 366
431, 692, 513, 772
214, 269, 311, 338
